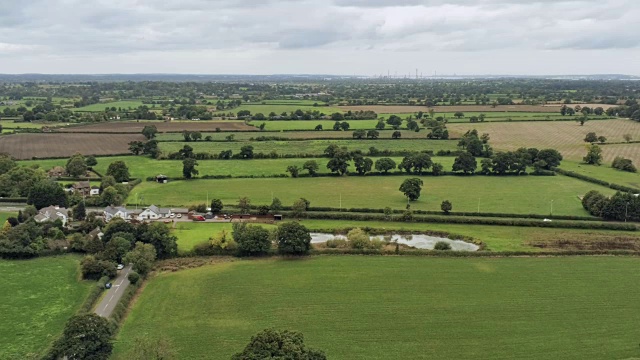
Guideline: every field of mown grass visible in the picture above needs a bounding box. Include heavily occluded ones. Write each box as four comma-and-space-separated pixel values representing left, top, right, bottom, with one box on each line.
127, 175, 613, 216
248, 119, 383, 131
21, 156, 458, 180
448, 119, 640, 165
156, 129, 429, 141
112, 256, 640, 360
73, 100, 146, 112
159, 139, 458, 156
558, 160, 640, 190
0, 256, 92, 359
230, 104, 343, 115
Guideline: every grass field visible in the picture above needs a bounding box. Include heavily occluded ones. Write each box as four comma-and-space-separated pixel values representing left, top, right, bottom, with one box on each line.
112, 256, 640, 359
173, 222, 277, 252
0, 256, 92, 359
231, 104, 343, 115
73, 100, 146, 112
248, 120, 383, 131
0, 120, 62, 129
156, 129, 429, 141
21, 156, 458, 180
559, 160, 640, 190
159, 139, 458, 156
448, 119, 640, 165
128, 175, 613, 216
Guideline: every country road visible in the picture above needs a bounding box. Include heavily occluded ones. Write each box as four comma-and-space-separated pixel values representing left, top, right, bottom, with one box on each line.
95, 264, 133, 318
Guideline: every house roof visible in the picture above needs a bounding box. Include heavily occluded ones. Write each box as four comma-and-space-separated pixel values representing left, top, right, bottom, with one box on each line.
35, 206, 69, 222
104, 206, 127, 215
74, 181, 91, 189
48, 166, 66, 175
146, 205, 171, 214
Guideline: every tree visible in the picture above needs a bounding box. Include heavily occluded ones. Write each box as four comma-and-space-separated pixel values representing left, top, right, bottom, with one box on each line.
103, 236, 132, 263
182, 158, 199, 179
210, 199, 223, 213
399, 178, 424, 201
353, 156, 373, 175
287, 165, 300, 178
302, 160, 319, 176
584, 132, 598, 143
182, 130, 192, 141
340, 121, 350, 131
85, 156, 98, 167
238, 197, 251, 213
536, 149, 563, 169
137, 222, 177, 259
191, 131, 202, 141
375, 120, 386, 130
597, 136, 607, 143
406, 119, 419, 131
66, 153, 87, 177
49, 314, 114, 360
326, 147, 351, 175
392, 131, 401, 139
583, 144, 603, 165
233, 223, 271, 255
277, 222, 312, 255
240, 145, 254, 159
454, 111, 465, 119
452, 153, 477, 174
352, 129, 366, 139
106, 161, 130, 182
0, 154, 16, 175
179, 145, 194, 159
332, 121, 341, 131
292, 198, 308, 219
623, 134, 633, 143
73, 201, 86, 221
128, 141, 145, 155
270, 197, 282, 213
123, 241, 157, 275
386, 115, 403, 129
143, 140, 160, 158
441, 200, 452, 214
232, 329, 326, 360
366, 130, 379, 139
375, 158, 396, 173
314, 124, 323, 131
142, 125, 158, 139
612, 157, 637, 173
27, 180, 67, 210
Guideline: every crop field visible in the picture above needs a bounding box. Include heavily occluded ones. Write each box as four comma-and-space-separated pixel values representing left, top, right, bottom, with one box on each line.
60, 120, 253, 133
559, 160, 640, 190
156, 129, 429, 141
160, 139, 458, 157
248, 119, 382, 131
448, 119, 640, 164
22, 156, 458, 180
0, 133, 145, 159
128, 175, 613, 216
73, 100, 146, 112
112, 256, 640, 360
338, 104, 564, 114
230, 104, 343, 115
0, 256, 92, 359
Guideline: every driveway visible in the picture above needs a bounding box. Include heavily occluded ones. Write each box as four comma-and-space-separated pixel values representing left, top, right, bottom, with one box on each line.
94, 264, 133, 318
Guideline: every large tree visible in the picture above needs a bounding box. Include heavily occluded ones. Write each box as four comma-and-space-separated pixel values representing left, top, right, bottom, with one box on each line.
66, 153, 87, 177
302, 160, 319, 176
182, 158, 199, 179
27, 180, 68, 210
106, 161, 130, 182
48, 314, 114, 360
142, 125, 158, 139
452, 153, 477, 174
277, 222, 312, 255
583, 144, 603, 165
399, 178, 424, 201
375, 158, 396, 173
232, 223, 271, 255
123, 241, 157, 275
232, 329, 326, 360
137, 222, 178, 259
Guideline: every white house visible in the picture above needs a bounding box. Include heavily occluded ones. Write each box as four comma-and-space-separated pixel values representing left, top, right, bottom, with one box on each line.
34, 206, 70, 226
90, 186, 100, 196
103, 206, 129, 222
137, 205, 172, 220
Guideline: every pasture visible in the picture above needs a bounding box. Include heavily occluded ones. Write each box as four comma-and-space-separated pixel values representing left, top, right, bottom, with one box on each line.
338, 104, 564, 114
112, 256, 640, 360
127, 175, 613, 216
448, 119, 640, 165
248, 119, 382, 131
159, 139, 458, 156
60, 120, 253, 133
559, 160, 640, 190
230, 103, 343, 115
156, 129, 429, 141
73, 100, 146, 112
0, 256, 92, 359
21, 156, 458, 180
0, 133, 145, 159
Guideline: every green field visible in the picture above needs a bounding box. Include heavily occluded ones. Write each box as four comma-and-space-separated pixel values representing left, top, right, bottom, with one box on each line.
232, 104, 343, 115
0, 256, 92, 359
112, 256, 640, 359
156, 129, 428, 141
74, 100, 146, 112
248, 119, 383, 131
559, 160, 640, 190
159, 139, 458, 156
0, 120, 61, 129
128, 175, 613, 216
173, 222, 277, 252
21, 156, 457, 180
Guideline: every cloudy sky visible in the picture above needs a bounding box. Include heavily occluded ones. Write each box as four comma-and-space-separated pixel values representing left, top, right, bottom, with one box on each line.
1, 0, 639, 75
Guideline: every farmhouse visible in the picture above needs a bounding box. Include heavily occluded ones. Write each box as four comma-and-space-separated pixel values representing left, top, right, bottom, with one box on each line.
73, 181, 92, 196
138, 205, 173, 220
34, 206, 70, 226
103, 206, 130, 222
90, 186, 100, 196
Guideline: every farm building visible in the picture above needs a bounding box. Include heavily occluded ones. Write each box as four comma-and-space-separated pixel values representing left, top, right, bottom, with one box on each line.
48, 166, 66, 177
156, 174, 168, 183
73, 181, 91, 196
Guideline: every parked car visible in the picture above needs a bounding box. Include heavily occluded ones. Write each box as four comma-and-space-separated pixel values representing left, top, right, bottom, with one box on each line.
192, 215, 205, 221
105, 282, 112, 289
176, 213, 182, 218
170, 213, 176, 218
205, 212, 214, 219
117, 264, 124, 270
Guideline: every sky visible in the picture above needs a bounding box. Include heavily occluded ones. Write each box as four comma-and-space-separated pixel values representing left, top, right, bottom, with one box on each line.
1, 0, 640, 75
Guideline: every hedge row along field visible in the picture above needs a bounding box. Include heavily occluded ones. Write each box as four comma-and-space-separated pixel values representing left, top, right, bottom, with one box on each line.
112, 256, 640, 360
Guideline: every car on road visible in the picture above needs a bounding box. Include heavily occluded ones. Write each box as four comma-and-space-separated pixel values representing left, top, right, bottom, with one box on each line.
176, 213, 182, 218
117, 264, 124, 270
170, 213, 176, 218
192, 215, 205, 221
105, 282, 112, 289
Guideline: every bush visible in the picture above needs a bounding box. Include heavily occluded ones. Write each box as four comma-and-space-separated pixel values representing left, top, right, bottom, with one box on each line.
434, 241, 452, 250
325, 238, 349, 248
128, 271, 140, 284
277, 222, 312, 255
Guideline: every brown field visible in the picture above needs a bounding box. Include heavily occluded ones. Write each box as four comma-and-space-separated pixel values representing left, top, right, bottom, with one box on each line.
0, 133, 145, 159
59, 120, 254, 133
448, 119, 640, 164
339, 105, 568, 114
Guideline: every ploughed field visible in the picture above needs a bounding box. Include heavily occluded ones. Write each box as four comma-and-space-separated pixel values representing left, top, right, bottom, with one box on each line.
59, 120, 254, 133
112, 256, 640, 360
128, 175, 614, 216
0, 133, 145, 159
0, 256, 91, 359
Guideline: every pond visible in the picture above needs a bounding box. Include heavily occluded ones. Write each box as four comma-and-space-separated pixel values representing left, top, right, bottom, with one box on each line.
310, 233, 480, 251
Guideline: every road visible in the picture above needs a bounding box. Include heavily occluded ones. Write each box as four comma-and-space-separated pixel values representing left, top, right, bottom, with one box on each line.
94, 264, 133, 318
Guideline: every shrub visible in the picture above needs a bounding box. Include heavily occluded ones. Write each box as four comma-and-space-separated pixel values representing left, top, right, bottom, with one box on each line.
434, 241, 452, 250
233, 223, 271, 256
128, 271, 140, 284
325, 238, 349, 248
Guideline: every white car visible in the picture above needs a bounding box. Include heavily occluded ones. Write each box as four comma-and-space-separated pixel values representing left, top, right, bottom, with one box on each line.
176, 213, 182, 218
170, 213, 176, 218
117, 264, 124, 270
